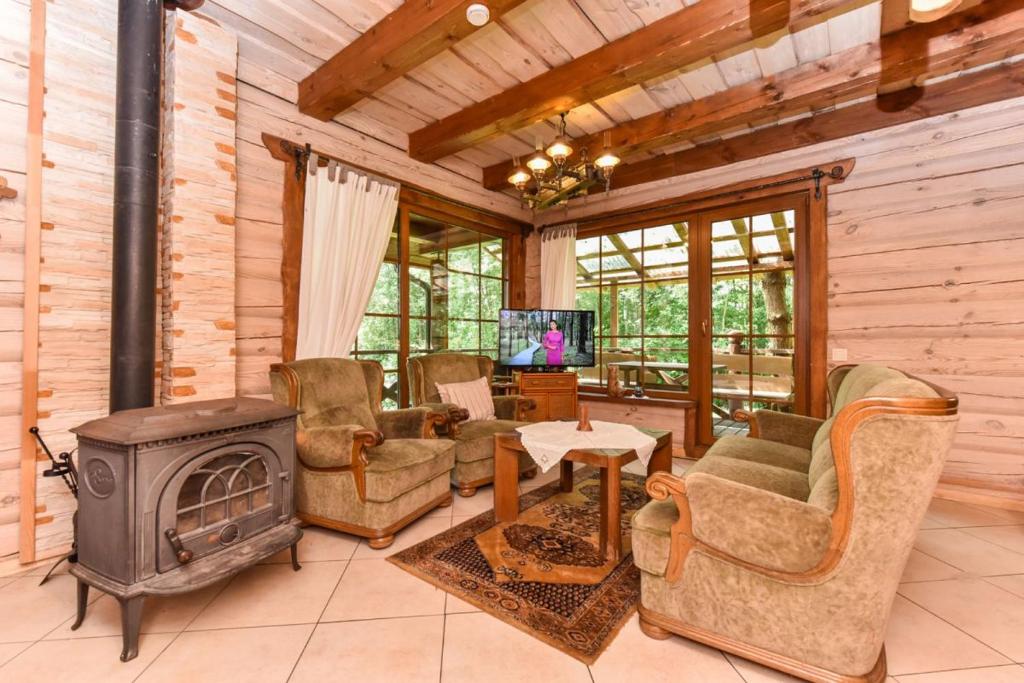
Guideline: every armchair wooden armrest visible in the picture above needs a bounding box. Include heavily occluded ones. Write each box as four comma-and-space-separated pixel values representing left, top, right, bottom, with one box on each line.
296, 425, 383, 502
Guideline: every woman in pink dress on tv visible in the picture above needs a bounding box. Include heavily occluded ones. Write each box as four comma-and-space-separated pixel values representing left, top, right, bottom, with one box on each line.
542, 319, 565, 366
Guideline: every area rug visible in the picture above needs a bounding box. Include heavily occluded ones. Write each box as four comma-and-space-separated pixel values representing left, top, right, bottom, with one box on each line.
388, 468, 649, 664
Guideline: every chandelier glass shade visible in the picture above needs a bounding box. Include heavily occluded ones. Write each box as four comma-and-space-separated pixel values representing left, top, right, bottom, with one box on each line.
508, 112, 620, 211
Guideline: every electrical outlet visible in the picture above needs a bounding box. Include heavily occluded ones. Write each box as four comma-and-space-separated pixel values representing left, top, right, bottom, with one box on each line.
832, 347, 848, 362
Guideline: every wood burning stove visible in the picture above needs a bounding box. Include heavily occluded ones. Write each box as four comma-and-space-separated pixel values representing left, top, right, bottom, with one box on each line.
70, 397, 302, 661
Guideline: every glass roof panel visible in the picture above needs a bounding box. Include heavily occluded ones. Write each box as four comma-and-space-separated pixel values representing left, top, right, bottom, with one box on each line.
576, 236, 601, 257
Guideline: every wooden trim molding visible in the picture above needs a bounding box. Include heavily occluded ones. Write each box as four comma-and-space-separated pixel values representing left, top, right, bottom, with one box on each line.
645, 367, 958, 585
20, 0, 47, 564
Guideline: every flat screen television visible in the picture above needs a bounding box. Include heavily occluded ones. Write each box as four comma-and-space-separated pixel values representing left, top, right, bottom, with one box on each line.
498, 308, 596, 368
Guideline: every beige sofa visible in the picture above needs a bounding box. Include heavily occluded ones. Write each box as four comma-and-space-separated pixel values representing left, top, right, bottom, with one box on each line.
631, 364, 959, 682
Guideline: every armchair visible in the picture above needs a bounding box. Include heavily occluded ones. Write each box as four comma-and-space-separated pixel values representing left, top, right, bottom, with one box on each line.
270, 358, 455, 549
631, 364, 959, 682
407, 353, 537, 497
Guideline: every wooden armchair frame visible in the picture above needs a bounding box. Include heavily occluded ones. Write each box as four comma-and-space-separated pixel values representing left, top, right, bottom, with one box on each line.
639, 367, 958, 683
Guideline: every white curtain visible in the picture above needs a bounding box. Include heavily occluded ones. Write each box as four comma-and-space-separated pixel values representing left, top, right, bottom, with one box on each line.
295, 156, 400, 359
540, 223, 577, 309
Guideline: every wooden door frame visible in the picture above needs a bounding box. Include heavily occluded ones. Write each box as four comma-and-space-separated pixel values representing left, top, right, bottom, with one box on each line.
690, 192, 818, 449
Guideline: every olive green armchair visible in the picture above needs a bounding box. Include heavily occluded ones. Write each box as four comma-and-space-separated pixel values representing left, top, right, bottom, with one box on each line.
270, 358, 455, 549
407, 353, 537, 497
631, 364, 959, 682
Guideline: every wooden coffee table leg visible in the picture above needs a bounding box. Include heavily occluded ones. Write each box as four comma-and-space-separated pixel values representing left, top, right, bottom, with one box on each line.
648, 434, 673, 476
604, 463, 622, 562
559, 458, 574, 493
493, 436, 520, 523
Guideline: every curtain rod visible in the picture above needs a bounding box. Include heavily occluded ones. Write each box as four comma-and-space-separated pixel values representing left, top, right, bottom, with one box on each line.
537, 163, 850, 230
275, 136, 528, 228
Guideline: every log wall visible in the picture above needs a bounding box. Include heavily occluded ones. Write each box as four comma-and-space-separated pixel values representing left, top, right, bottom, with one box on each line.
549, 94, 1024, 508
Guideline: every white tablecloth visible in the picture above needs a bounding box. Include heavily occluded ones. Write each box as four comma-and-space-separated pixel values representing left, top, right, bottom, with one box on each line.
515, 420, 658, 472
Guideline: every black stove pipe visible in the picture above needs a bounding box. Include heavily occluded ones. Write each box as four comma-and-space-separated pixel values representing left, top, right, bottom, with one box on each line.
109, 0, 164, 413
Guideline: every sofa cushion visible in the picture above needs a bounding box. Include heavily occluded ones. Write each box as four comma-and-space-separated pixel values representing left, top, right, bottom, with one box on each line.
706, 435, 811, 472
631, 499, 677, 576
452, 419, 525, 463
365, 438, 455, 503
437, 376, 495, 421
687, 456, 810, 501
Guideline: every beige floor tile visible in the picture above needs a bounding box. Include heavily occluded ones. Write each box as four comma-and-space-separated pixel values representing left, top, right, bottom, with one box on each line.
987, 575, 1024, 600
725, 653, 803, 682
351, 515, 452, 559
441, 611, 591, 683
885, 594, 1009, 674
45, 581, 225, 640
425, 498, 456, 518
918, 515, 950, 530
964, 526, 1024, 555
915, 529, 1024, 576
261, 526, 360, 564
290, 616, 443, 683
139, 624, 313, 683
321, 558, 445, 621
445, 592, 480, 614
0, 573, 101, 643
925, 500, 1021, 528
900, 578, 1024, 661
900, 549, 965, 583
895, 664, 1024, 682
452, 487, 497, 516
521, 465, 564, 490
187, 561, 345, 631
0, 642, 30, 667
591, 617, 743, 683
0, 633, 174, 682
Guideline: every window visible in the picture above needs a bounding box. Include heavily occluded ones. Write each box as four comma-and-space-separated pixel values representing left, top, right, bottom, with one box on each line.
411, 215, 506, 362
573, 193, 813, 449
575, 225, 691, 394
352, 206, 510, 409
352, 225, 401, 408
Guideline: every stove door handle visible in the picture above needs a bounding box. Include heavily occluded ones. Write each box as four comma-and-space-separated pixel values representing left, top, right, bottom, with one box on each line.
165, 528, 194, 564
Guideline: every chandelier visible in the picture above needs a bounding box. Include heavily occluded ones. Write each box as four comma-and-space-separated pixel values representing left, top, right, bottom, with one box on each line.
507, 112, 620, 211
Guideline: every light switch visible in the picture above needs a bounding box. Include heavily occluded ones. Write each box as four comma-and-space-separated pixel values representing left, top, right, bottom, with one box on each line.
832, 347, 848, 362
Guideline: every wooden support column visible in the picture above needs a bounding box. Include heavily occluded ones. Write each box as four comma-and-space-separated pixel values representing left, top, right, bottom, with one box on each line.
19, 0, 46, 563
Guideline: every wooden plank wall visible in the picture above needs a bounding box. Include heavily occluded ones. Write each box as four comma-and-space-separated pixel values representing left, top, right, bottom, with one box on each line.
552, 94, 1024, 508
0, 0, 30, 559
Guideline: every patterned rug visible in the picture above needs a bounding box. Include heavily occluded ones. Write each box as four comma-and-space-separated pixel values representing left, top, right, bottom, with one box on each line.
388, 468, 649, 664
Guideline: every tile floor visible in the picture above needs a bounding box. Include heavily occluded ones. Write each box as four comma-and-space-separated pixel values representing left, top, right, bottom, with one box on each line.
2, 461, 1024, 682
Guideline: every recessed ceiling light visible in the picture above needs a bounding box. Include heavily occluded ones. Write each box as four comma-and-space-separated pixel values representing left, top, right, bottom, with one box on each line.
466, 3, 490, 27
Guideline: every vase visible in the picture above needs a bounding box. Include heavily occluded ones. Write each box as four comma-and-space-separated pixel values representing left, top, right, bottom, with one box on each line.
607, 366, 624, 398
576, 404, 593, 431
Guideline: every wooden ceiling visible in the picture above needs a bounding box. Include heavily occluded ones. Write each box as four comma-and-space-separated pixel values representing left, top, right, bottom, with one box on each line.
203, 0, 1024, 202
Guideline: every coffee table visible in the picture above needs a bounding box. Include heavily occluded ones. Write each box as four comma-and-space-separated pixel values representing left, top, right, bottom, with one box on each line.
493, 426, 673, 563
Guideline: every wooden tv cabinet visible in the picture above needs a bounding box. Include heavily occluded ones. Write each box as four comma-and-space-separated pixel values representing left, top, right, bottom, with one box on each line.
518, 371, 577, 421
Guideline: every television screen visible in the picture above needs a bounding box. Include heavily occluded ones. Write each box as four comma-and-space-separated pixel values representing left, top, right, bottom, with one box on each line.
498, 309, 596, 368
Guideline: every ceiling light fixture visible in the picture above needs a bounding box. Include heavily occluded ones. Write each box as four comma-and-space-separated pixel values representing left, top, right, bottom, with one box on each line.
466, 3, 490, 26
507, 112, 620, 211
909, 0, 961, 22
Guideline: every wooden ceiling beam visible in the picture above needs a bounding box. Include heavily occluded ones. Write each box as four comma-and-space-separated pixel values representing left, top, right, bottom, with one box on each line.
601, 59, 1024, 192
298, 0, 529, 121
408, 0, 855, 163
483, 0, 1024, 189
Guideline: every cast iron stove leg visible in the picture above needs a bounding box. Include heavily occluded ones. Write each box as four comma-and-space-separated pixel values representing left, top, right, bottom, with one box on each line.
70, 580, 89, 630
118, 595, 145, 662
290, 542, 301, 571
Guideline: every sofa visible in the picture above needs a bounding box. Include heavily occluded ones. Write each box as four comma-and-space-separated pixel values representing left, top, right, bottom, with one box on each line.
270, 358, 456, 549
631, 364, 959, 682
407, 353, 537, 497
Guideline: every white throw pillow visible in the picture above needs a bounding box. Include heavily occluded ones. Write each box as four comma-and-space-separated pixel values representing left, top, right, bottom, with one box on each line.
436, 376, 495, 422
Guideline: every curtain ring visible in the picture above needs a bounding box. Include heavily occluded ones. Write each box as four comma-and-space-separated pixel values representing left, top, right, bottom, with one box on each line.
308, 152, 319, 176
327, 159, 338, 182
